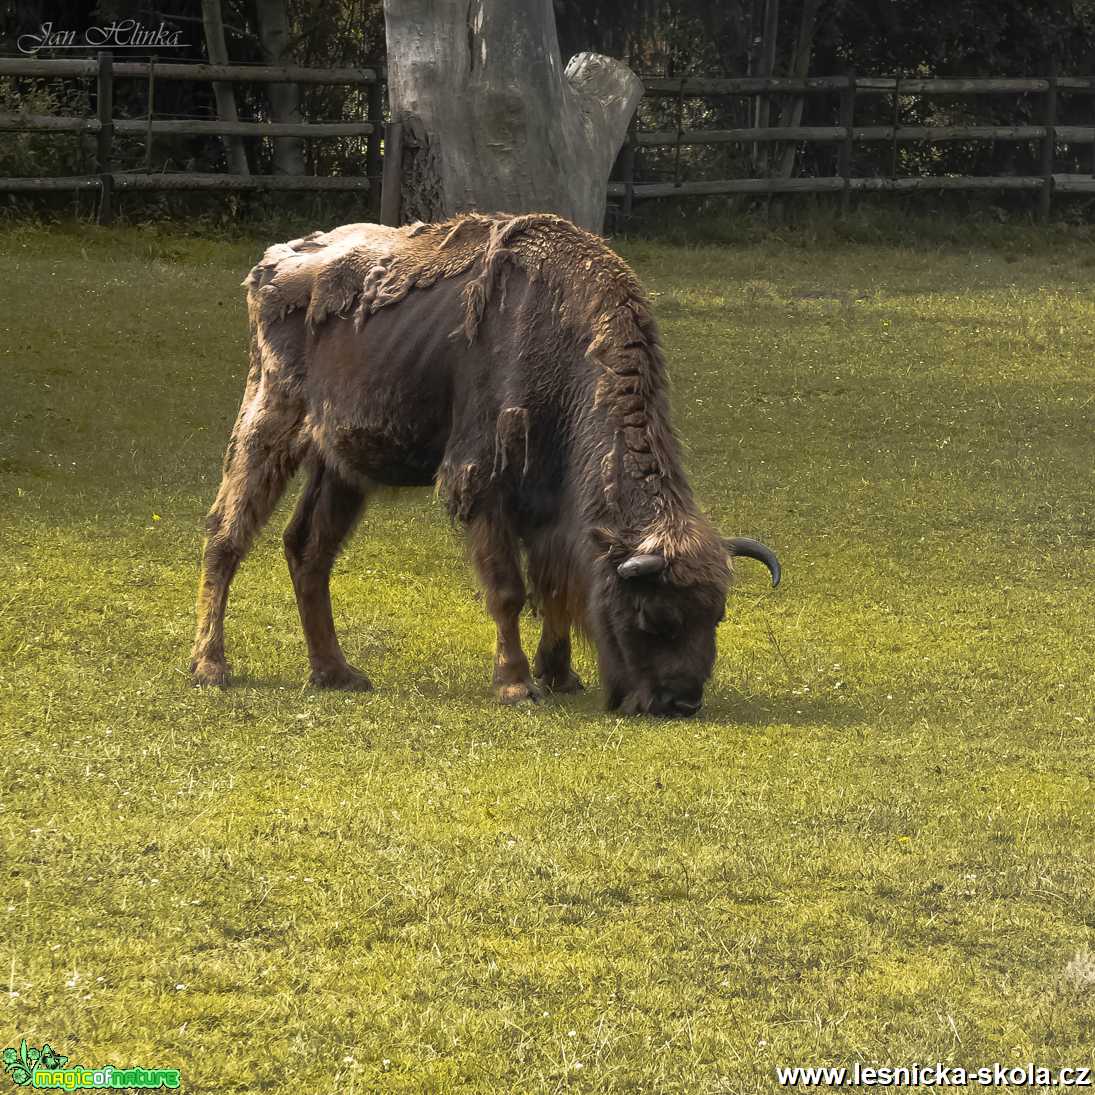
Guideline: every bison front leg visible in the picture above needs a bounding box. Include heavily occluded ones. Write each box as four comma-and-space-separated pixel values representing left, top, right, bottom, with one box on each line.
283, 461, 373, 691
533, 597, 584, 694
468, 515, 541, 705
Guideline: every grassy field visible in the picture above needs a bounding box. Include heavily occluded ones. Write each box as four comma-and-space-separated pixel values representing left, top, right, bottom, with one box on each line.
2, 220, 1093, 1092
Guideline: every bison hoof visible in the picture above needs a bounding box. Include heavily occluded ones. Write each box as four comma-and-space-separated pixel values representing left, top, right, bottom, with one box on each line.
190, 657, 230, 688
537, 669, 584, 694
496, 680, 542, 706
310, 664, 373, 692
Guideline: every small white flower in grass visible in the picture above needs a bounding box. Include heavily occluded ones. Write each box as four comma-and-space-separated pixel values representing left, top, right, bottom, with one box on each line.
567, 1029, 576, 1038
382, 1059, 391, 1071
175, 983, 187, 991
342, 1056, 355, 1065
574, 1062, 584, 1070
1063, 948, 1095, 989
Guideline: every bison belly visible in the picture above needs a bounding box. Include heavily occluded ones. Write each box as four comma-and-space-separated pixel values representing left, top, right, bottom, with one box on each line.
303, 280, 471, 488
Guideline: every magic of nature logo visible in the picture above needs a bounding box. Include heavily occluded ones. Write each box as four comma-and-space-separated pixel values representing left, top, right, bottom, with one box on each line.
2, 1041, 180, 1089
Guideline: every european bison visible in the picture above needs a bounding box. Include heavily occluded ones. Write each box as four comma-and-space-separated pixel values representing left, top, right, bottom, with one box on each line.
190, 213, 779, 716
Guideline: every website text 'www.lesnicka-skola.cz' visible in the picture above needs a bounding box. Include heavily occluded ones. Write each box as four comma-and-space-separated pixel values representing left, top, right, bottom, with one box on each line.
774, 1063, 1093, 1087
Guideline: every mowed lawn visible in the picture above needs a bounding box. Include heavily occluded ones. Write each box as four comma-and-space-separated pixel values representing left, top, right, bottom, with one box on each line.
1, 221, 1093, 1093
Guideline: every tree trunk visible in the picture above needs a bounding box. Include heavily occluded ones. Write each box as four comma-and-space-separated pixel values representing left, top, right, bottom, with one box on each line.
753, 0, 779, 173
254, 0, 306, 175
200, 0, 249, 176
383, 0, 642, 231
777, 0, 820, 179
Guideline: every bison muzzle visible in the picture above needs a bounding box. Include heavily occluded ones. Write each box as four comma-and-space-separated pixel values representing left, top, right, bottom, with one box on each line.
189, 213, 780, 716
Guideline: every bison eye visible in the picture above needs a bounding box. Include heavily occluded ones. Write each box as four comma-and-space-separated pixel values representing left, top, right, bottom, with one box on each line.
637, 601, 682, 638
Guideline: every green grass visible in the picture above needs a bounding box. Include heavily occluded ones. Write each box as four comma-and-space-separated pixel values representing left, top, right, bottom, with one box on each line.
2, 220, 1093, 1093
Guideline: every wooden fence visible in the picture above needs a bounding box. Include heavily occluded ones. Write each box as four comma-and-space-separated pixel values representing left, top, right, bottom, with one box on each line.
3, 58, 1095, 223
0, 53, 385, 223
611, 73, 1095, 222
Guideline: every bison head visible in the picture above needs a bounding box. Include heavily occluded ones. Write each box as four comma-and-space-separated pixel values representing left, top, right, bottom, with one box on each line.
591, 532, 780, 718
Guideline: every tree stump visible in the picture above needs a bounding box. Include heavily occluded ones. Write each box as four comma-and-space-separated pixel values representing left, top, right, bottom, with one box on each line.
383, 0, 642, 231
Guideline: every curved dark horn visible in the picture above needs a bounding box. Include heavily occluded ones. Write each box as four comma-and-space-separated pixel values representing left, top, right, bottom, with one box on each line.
724, 537, 781, 587
617, 553, 667, 580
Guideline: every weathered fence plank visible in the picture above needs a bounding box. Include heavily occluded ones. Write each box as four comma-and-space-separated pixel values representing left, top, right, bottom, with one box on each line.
96, 51, 114, 225
0, 174, 370, 192
113, 174, 370, 190
639, 75, 1056, 97
0, 58, 377, 84
0, 115, 374, 137
0, 176, 102, 191
607, 175, 1045, 198
636, 126, 845, 145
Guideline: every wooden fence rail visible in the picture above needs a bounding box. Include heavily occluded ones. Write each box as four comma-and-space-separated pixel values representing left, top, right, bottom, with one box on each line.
0, 58, 378, 83
2, 56, 1094, 223
0, 52, 386, 223
621, 67, 1087, 223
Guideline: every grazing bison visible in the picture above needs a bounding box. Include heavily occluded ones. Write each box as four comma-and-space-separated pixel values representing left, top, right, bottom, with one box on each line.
190, 212, 780, 716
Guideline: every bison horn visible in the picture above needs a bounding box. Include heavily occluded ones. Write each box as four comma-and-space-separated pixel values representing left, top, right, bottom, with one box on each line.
724, 537, 781, 587
617, 553, 667, 580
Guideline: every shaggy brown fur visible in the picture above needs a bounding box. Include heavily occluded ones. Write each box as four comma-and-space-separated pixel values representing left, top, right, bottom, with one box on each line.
191, 212, 774, 715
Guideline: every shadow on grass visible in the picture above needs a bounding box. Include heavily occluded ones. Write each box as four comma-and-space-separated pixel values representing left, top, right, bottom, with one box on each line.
201, 655, 870, 734
700, 687, 867, 730
211, 671, 310, 693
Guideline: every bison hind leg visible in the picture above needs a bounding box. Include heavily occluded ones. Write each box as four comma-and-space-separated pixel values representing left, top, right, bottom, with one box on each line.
283, 459, 373, 691
191, 383, 302, 687
527, 541, 584, 695
467, 513, 542, 706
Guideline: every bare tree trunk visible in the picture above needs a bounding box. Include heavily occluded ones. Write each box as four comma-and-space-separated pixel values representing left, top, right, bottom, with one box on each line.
383, 0, 642, 231
254, 0, 305, 175
201, 0, 249, 175
776, 0, 821, 179
753, 0, 779, 174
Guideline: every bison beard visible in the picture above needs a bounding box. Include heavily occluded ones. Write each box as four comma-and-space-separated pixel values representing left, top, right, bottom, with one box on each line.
189, 213, 780, 716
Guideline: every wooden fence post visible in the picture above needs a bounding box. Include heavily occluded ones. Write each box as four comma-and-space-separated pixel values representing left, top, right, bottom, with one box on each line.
1039, 60, 1058, 224
366, 80, 383, 218
144, 57, 156, 172
672, 79, 686, 189
621, 122, 636, 220
890, 76, 901, 179
96, 51, 114, 225
838, 70, 856, 217
379, 119, 403, 226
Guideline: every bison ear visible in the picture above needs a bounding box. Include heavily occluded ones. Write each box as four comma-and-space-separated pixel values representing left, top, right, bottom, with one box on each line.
617, 553, 667, 580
